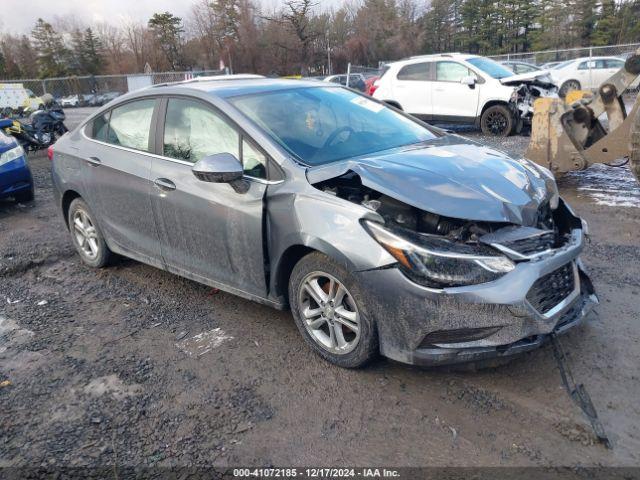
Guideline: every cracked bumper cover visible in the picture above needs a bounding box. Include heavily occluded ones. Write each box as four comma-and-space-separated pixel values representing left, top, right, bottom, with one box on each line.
354, 230, 598, 367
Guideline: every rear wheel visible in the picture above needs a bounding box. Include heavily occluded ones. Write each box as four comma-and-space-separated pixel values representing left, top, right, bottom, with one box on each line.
559, 79, 581, 98
289, 252, 378, 368
480, 104, 514, 136
68, 198, 112, 268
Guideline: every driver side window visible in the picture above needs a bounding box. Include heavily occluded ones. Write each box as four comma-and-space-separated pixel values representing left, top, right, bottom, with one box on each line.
164, 98, 239, 163
163, 98, 267, 178
436, 61, 473, 82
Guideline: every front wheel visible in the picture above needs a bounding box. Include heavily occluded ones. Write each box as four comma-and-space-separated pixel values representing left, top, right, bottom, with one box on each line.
559, 79, 581, 98
480, 104, 514, 136
289, 252, 378, 368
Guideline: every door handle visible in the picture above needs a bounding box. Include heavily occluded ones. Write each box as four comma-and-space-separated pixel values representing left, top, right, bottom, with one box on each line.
86, 156, 101, 167
154, 178, 176, 191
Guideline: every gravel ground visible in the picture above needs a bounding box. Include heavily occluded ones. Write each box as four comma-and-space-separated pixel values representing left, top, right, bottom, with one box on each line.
1, 107, 639, 469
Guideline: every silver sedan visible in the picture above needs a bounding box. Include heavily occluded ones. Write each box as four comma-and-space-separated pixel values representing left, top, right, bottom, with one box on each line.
51, 76, 598, 368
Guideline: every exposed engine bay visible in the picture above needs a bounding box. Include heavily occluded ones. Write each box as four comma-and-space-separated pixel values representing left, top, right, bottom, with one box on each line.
508, 79, 559, 121
314, 170, 577, 259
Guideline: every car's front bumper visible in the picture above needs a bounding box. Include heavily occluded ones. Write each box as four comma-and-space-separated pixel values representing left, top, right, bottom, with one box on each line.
0, 154, 32, 199
354, 228, 598, 367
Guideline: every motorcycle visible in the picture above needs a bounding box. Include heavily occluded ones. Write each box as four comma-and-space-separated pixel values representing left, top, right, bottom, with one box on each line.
0, 94, 68, 152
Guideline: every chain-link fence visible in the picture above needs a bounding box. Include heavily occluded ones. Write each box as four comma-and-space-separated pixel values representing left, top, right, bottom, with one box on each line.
347, 64, 382, 77
489, 43, 640, 96
1, 69, 227, 109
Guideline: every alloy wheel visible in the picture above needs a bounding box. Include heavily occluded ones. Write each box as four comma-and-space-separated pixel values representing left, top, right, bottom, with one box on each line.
72, 209, 99, 260
298, 272, 361, 355
486, 111, 508, 135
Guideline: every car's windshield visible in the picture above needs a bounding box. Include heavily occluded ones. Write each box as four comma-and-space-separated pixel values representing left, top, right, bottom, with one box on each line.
466, 57, 514, 79
229, 86, 438, 166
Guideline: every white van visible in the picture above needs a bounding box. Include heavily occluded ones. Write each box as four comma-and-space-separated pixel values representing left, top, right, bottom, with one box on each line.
0, 83, 44, 113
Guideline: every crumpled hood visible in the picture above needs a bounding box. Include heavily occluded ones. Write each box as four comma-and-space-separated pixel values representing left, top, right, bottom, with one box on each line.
306, 135, 558, 226
500, 71, 556, 87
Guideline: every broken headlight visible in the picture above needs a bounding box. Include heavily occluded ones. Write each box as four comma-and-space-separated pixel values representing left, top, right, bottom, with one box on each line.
363, 220, 515, 288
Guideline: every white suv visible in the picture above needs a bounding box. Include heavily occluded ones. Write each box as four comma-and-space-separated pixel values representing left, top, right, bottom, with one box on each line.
373, 53, 557, 136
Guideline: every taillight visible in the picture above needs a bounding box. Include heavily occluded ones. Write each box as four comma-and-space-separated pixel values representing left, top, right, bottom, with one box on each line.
368, 84, 378, 96
47, 145, 54, 161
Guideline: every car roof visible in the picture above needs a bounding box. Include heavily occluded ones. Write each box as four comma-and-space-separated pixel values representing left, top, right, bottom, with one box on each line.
149, 75, 327, 98
388, 53, 481, 67
563, 56, 624, 63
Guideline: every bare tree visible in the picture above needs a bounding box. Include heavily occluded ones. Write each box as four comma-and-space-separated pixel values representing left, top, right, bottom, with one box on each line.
264, 0, 321, 75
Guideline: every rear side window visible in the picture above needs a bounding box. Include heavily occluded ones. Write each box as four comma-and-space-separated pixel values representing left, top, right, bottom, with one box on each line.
107, 99, 156, 151
89, 111, 111, 141
578, 60, 606, 70
397, 62, 430, 81
605, 59, 624, 69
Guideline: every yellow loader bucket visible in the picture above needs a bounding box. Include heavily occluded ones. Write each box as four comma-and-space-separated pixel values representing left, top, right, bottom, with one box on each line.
525, 49, 640, 184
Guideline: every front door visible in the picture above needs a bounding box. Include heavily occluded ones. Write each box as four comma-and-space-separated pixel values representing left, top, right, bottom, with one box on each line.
432, 61, 480, 121
81, 98, 162, 264
150, 97, 269, 297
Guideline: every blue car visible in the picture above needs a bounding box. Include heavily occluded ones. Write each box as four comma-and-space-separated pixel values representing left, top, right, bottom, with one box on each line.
0, 128, 34, 202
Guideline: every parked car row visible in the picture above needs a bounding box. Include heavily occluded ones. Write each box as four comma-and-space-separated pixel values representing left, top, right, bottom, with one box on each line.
59, 92, 122, 108
367, 52, 636, 136
499, 56, 638, 96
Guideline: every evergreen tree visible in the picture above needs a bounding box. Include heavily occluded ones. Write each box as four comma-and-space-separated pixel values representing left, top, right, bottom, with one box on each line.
592, 0, 621, 45
81, 28, 105, 74
31, 18, 68, 77
148, 12, 185, 71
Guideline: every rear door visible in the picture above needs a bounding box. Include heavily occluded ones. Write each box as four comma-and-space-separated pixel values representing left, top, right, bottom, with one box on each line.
432, 61, 480, 120
392, 61, 432, 117
604, 58, 625, 82
576, 60, 608, 89
81, 98, 163, 264
149, 96, 270, 297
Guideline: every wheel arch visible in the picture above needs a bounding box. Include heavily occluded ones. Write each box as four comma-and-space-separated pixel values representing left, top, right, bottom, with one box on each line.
479, 99, 512, 120
272, 238, 359, 307
61, 189, 82, 229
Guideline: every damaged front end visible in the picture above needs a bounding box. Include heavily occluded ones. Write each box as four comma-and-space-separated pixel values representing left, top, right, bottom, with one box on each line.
307, 145, 596, 366
504, 73, 559, 125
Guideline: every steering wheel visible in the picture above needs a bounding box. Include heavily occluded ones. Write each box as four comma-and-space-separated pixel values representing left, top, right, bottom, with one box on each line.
323, 126, 355, 149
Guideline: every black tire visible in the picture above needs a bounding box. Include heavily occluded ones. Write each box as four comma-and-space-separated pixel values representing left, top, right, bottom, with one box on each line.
559, 79, 581, 98
67, 198, 112, 268
480, 104, 514, 137
288, 252, 378, 368
14, 186, 34, 203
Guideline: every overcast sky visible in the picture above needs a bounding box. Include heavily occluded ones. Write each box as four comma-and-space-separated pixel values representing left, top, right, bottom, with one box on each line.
1, 0, 324, 34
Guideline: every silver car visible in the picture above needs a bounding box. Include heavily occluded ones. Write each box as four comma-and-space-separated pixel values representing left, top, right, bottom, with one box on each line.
51, 77, 598, 368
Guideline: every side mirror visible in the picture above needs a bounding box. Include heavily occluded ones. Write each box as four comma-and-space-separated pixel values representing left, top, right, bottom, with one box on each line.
192, 153, 243, 183
460, 75, 476, 87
